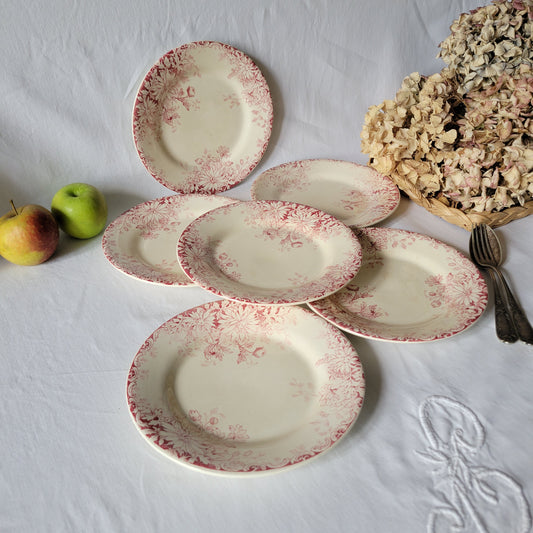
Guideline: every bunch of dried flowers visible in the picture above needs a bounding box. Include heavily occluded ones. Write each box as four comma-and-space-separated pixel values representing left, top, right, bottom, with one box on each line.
361, 0, 533, 214
361, 72, 458, 198
438, 0, 533, 94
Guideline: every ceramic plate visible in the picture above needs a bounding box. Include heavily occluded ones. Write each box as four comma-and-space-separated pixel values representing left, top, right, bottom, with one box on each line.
102, 195, 239, 285
177, 200, 363, 305
127, 299, 365, 475
308, 228, 488, 342
133, 41, 273, 194
251, 159, 400, 227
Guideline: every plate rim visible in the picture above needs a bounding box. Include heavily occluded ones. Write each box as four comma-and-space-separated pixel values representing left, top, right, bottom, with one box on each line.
132, 40, 274, 194
126, 299, 365, 476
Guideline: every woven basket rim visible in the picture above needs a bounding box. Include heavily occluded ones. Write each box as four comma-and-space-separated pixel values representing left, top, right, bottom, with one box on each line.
389, 171, 533, 231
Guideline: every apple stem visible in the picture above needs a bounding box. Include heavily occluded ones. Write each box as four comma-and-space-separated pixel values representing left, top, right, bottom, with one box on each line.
10, 199, 18, 216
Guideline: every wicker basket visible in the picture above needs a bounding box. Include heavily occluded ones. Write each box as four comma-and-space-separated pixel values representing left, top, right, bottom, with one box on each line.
390, 171, 533, 231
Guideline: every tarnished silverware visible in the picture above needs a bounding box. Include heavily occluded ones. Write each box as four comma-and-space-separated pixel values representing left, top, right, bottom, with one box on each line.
482, 224, 533, 345
470, 223, 533, 345
470, 224, 517, 343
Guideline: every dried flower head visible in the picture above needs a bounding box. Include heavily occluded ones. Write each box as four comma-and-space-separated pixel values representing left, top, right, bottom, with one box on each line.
361, 66, 533, 213
438, 0, 533, 94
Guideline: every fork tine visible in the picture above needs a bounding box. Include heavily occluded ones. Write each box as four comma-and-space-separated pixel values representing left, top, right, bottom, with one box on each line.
469, 224, 477, 261
474, 224, 486, 263
470, 224, 482, 264
477, 223, 491, 264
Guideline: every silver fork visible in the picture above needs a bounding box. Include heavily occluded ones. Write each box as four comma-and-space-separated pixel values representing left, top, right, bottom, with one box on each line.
469, 224, 518, 344
470, 223, 533, 345
479, 223, 533, 345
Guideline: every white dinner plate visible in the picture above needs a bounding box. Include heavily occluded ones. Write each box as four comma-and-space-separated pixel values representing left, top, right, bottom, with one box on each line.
127, 299, 365, 475
132, 41, 273, 194
177, 200, 363, 305
308, 227, 488, 342
251, 159, 400, 227
102, 195, 239, 285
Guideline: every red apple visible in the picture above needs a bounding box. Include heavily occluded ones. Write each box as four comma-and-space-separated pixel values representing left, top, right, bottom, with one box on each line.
0, 201, 60, 266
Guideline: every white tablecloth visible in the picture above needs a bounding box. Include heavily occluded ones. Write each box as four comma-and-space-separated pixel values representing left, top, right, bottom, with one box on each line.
2, 1, 533, 531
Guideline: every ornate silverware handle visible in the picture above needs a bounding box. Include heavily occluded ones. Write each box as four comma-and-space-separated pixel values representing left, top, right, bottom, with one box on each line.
493, 268, 533, 346
488, 269, 519, 344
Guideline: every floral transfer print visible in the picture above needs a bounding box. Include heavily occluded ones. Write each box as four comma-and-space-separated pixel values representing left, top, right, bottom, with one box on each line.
134, 49, 201, 138
133, 41, 273, 194
252, 159, 400, 227
127, 300, 365, 474
338, 285, 388, 321
243, 201, 349, 251
188, 408, 250, 442
164, 300, 284, 365
308, 228, 487, 342
186, 146, 253, 194
177, 201, 362, 304
290, 379, 317, 402
418, 396, 531, 533
101, 194, 238, 285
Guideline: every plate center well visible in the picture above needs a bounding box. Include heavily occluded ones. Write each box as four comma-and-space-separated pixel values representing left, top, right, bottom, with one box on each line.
133, 229, 181, 272
168, 337, 318, 443
210, 227, 328, 290
160, 75, 246, 168
341, 257, 439, 326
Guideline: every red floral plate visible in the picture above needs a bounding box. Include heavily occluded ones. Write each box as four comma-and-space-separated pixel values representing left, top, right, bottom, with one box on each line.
251, 159, 400, 227
177, 200, 363, 305
127, 300, 365, 475
308, 228, 488, 342
133, 41, 273, 194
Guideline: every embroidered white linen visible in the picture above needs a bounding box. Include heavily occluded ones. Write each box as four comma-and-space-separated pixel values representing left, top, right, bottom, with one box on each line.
1, 1, 532, 532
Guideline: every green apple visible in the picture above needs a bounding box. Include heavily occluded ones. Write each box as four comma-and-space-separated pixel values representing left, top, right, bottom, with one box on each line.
0, 201, 60, 265
51, 183, 107, 239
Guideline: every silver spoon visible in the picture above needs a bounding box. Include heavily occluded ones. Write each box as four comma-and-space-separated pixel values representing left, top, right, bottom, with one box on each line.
477, 224, 533, 346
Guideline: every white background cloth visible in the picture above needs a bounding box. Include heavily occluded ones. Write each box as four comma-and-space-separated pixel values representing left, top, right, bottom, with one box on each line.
2, 1, 533, 532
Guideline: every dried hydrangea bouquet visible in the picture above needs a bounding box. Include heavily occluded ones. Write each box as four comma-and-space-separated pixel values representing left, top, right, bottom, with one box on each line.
361, 0, 533, 229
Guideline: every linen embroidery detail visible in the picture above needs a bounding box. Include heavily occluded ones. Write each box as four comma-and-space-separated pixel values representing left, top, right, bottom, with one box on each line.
418, 395, 531, 533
